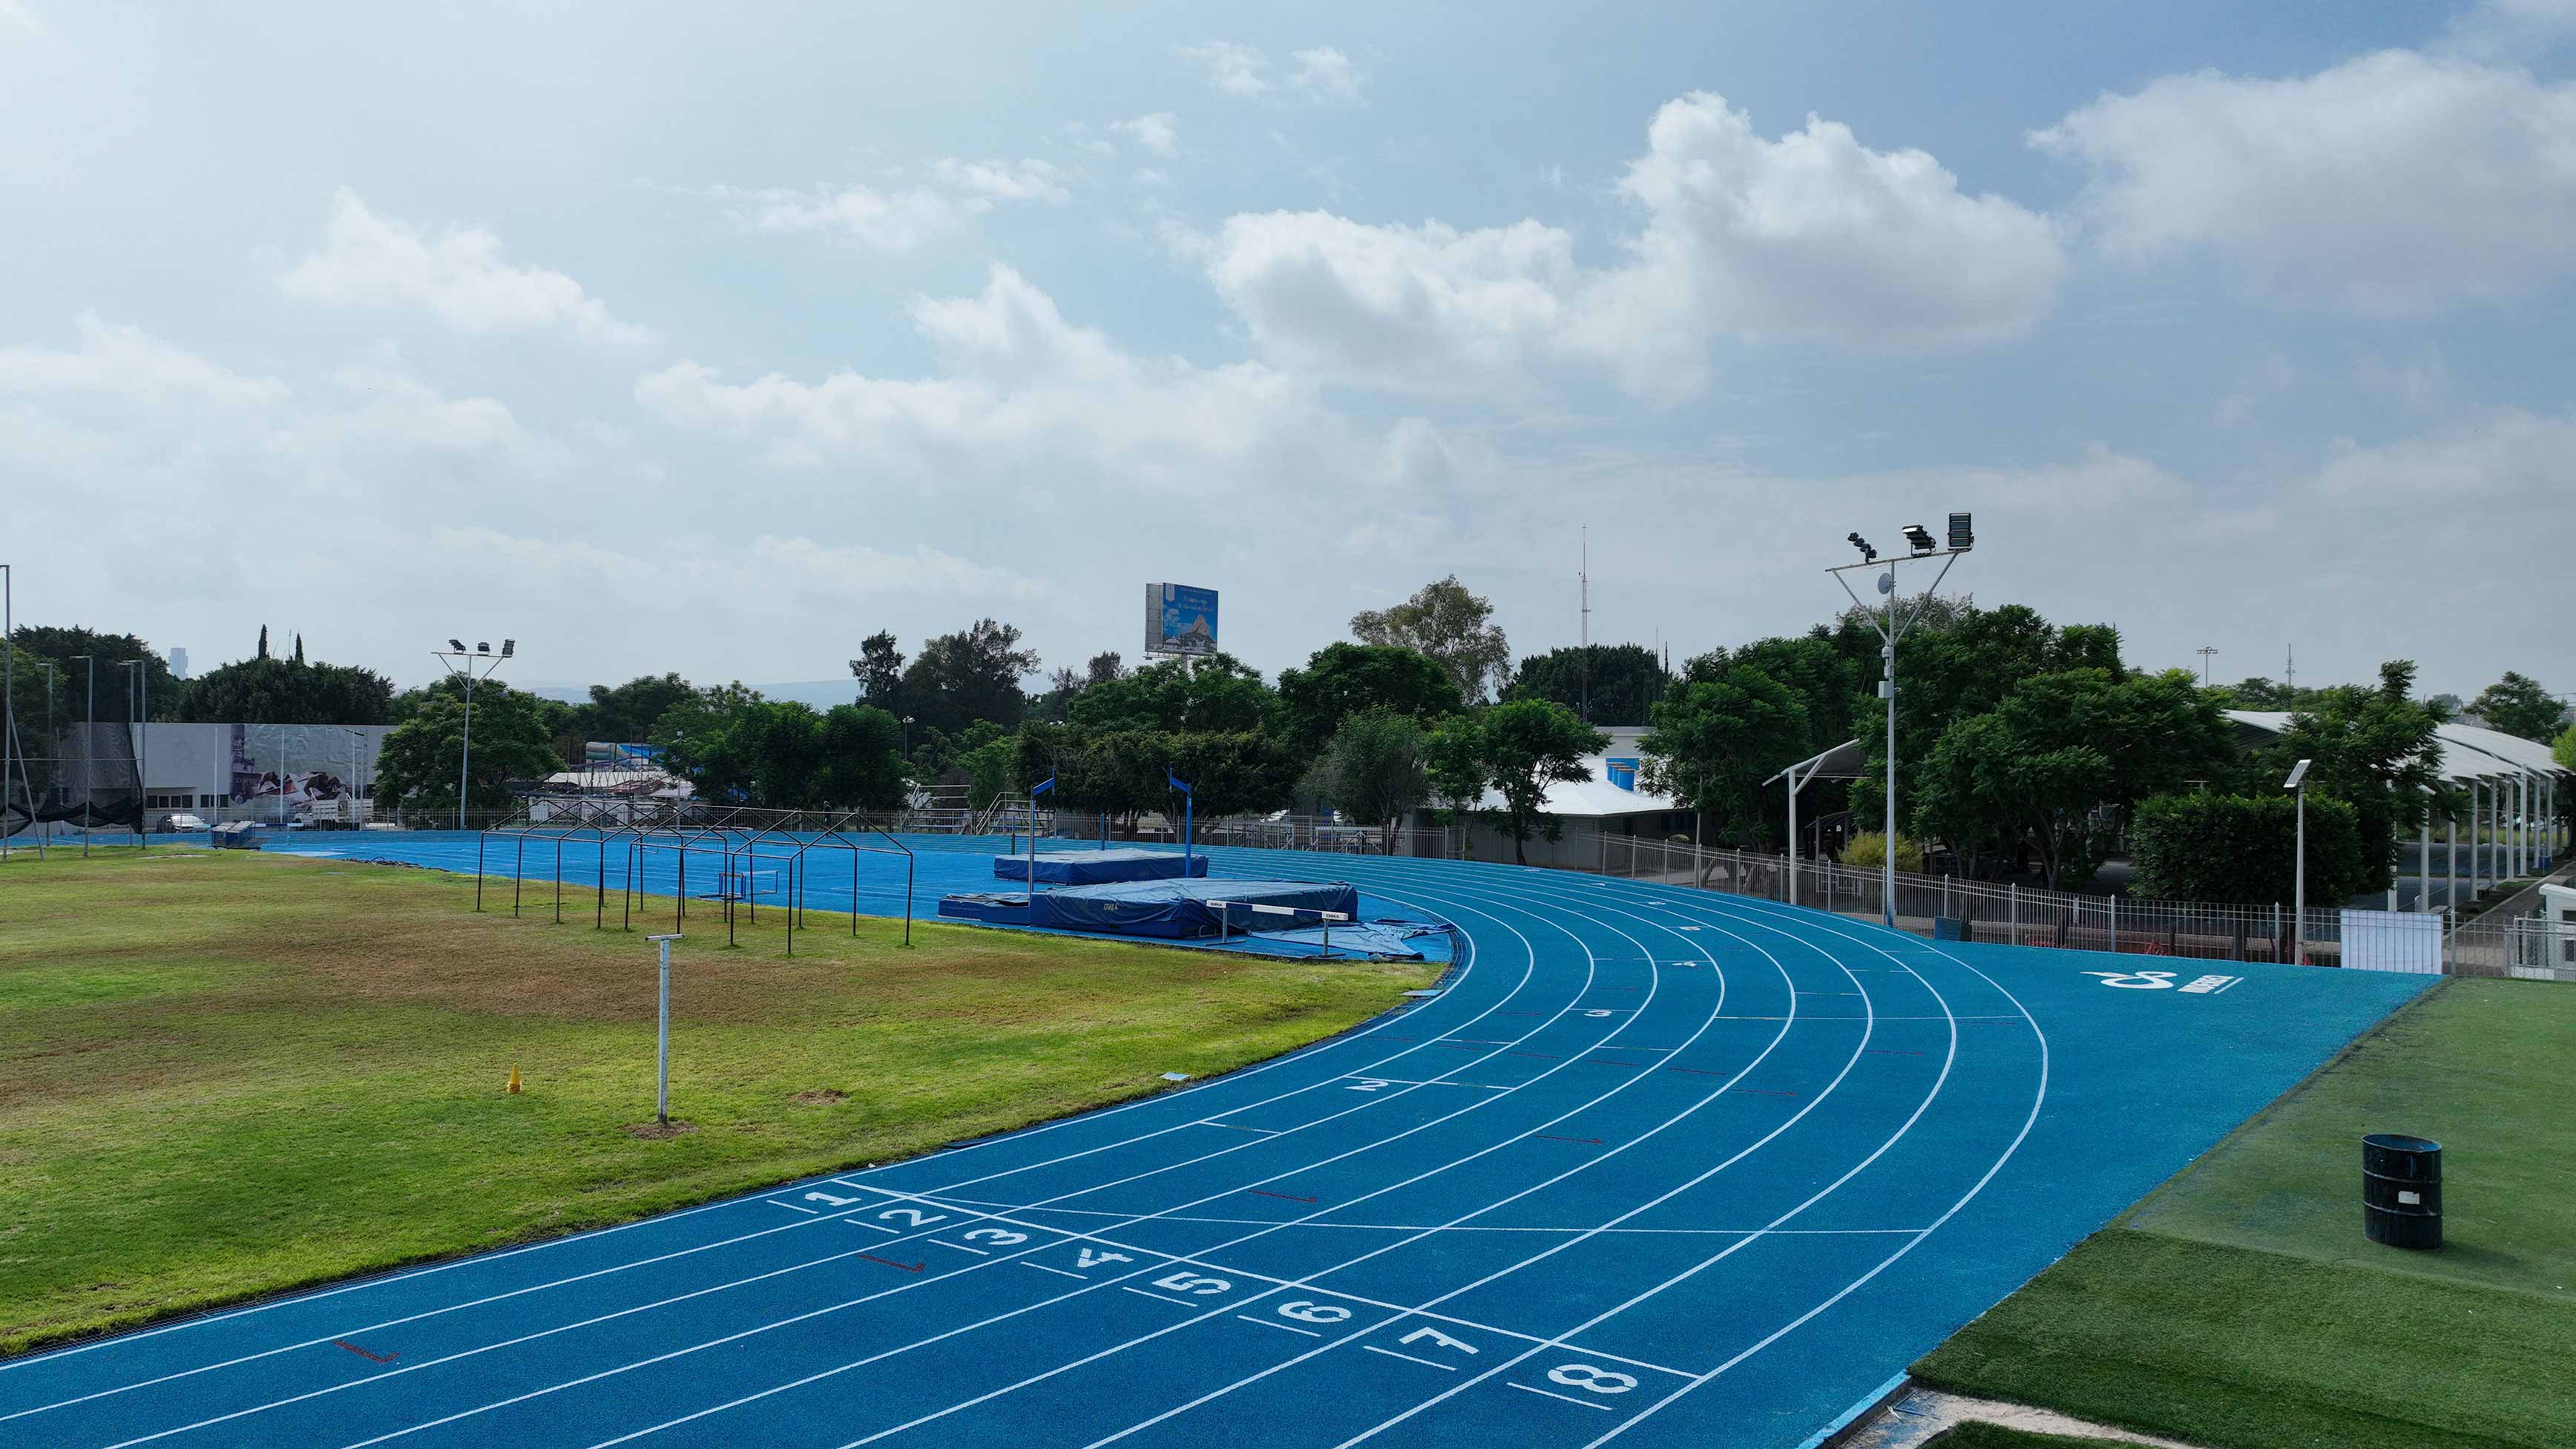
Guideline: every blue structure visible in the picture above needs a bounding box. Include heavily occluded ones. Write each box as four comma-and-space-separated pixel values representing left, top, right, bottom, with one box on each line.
0, 833, 2431, 1449
993, 847, 1212, 885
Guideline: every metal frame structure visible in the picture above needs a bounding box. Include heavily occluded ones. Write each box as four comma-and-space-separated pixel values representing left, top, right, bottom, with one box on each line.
433, 638, 513, 832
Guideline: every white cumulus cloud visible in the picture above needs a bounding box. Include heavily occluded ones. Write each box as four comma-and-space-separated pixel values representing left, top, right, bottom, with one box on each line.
1111, 112, 1180, 157
1199, 91, 2064, 398
279, 189, 652, 344
1289, 47, 1367, 103
1176, 41, 1270, 97
2034, 50, 2576, 312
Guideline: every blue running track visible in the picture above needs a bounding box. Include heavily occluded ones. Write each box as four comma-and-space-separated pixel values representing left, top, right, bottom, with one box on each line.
0, 837, 2429, 1448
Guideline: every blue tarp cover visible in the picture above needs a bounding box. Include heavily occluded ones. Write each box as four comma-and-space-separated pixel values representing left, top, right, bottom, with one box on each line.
1030, 878, 1359, 939
992, 848, 1212, 884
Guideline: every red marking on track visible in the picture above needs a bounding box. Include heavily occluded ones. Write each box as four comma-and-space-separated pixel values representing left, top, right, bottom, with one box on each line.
1534, 1134, 1604, 1145
1249, 1189, 1318, 1203
860, 1253, 926, 1272
1733, 1088, 1798, 1097
1508, 1052, 1558, 1059
332, 1339, 398, 1364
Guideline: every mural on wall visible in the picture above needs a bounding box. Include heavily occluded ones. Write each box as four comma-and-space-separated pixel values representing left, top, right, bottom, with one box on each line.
227, 725, 364, 810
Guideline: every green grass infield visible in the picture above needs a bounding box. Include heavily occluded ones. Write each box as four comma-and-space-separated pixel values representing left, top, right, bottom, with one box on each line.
1914, 976, 2576, 1449
0, 847, 1439, 1355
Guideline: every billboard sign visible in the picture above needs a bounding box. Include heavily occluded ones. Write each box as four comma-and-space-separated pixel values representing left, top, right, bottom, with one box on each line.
1145, 583, 1220, 657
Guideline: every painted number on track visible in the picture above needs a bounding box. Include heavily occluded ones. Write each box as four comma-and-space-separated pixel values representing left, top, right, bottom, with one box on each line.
1077, 1249, 1131, 1268
877, 1207, 947, 1227
962, 1228, 1028, 1246
1278, 1301, 1351, 1324
1402, 1326, 1478, 1356
1153, 1271, 1232, 1295
1548, 1364, 1637, 1394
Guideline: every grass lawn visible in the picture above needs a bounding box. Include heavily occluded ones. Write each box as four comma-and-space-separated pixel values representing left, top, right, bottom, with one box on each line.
1914, 977, 2576, 1449
0, 847, 1439, 1356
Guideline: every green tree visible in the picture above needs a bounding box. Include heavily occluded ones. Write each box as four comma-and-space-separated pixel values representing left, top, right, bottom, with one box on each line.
2129, 792, 2368, 907
2468, 671, 2564, 743
848, 631, 907, 713
7, 627, 185, 720
568, 673, 698, 745
374, 686, 562, 818
1422, 713, 1490, 832
1637, 666, 1810, 849
899, 618, 1040, 737
1507, 643, 1669, 726
1277, 643, 1462, 755
2256, 661, 2445, 895
1351, 575, 1511, 704
177, 656, 398, 725
1069, 653, 1276, 735
1704, 634, 1859, 755
814, 704, 909, 810
1913, 712, 2114, 886
1318, 710, 1430, 852
1476, 699, 1608, 864
2555, 724, 2576, 773
1167, 731, 1300, 825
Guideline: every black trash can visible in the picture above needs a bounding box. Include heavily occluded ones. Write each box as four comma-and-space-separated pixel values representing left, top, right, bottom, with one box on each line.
2362, 1133, 2442, 1250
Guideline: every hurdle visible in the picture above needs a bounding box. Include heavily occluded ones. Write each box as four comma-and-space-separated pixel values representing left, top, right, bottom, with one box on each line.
1209, 898, 1354, 957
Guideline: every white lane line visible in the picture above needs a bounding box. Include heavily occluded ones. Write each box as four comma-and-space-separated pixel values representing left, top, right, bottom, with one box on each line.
1235, 1315, 1321, 1338
928, 1241, 988, 1256
556, 890, 1669, 1449
1073, 887, 1868, 1449
309, 879, 1606, 1449
1327, 900, 1936, 1447
1576, 951, 2051, 1448
1022, 1264, 1087, 1281
847, 1220, 900, 1233
0, 873, 1487, 1421
1119, 1289, 1203, 1309
766, 1200, 819, 1215
1506, 1382, 1614, 1411
1362, 1346, 1455, 1372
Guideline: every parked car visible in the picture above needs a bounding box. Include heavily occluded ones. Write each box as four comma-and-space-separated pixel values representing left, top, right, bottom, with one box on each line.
160, 813, 208, 832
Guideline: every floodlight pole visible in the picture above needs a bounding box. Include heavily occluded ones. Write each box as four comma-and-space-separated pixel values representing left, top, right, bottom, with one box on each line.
117, 660, 145, 849
646, 933, 681, 1125
1828, 536, 1964, 928
1, 562, 18, 861
434, 644, 511, 831
70, 654, 93, 858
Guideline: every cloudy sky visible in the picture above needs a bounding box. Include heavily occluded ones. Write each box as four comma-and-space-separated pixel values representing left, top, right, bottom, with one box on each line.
4, 1, 2571, 698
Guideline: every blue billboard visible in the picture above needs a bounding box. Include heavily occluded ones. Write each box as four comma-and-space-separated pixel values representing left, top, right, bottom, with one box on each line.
1146, 582, 1220, 656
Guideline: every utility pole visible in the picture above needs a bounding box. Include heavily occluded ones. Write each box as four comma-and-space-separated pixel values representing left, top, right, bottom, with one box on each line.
2287, 758, 2312, 965
2285, 643, 2295, 697
2195, 645, 2217, 686
1577, 526, 1591, 724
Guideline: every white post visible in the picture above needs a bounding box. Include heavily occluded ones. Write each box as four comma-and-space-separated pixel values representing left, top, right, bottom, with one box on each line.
648, 933, 680, 1126
2472, 781, 2485, 894
1786, 766, 1801, 908
2009, 881, 2019, 947
2109, 894, 2117, 953
2418, 805, 2431, 915
2448, 813, 2458, 913
2518, 773, 2531, 879
2293, 782, 2307, 964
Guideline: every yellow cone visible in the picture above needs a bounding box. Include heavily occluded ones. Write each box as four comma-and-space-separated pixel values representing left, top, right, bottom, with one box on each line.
505, 1065, 522, 1094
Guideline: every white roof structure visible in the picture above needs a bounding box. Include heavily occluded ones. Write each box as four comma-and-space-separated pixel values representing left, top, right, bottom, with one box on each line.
1467, 725, 1682, 819
2224, 711, 2569, 783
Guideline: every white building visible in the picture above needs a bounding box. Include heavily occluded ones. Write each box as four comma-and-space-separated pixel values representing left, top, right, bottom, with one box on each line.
1450, 725, 1694, 868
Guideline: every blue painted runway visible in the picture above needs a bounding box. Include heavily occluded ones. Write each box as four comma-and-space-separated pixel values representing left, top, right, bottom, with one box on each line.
0, 838, 2429, 1448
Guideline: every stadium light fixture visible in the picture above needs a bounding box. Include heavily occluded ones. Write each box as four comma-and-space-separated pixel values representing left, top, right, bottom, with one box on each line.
501, 639, 516, 660
476, 641, 490, 654
1824, 514, 1973, 927
448, 638, 464, 654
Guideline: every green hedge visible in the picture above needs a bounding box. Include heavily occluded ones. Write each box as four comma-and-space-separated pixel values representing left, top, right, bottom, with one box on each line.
2129, 792, 2365, 905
